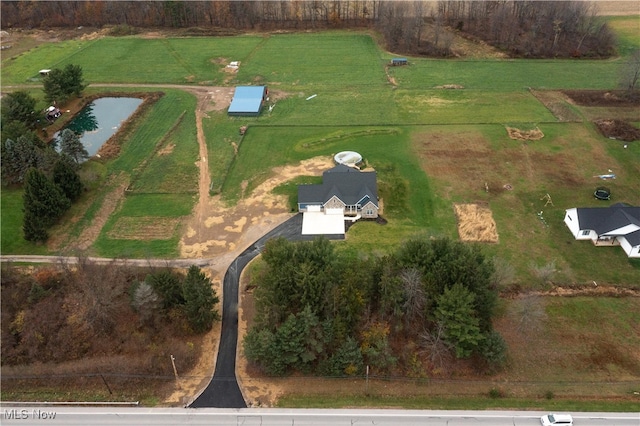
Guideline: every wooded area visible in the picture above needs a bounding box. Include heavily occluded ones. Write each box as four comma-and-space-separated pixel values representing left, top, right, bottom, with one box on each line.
243, 236, 506, 377
1, 1, 616, 58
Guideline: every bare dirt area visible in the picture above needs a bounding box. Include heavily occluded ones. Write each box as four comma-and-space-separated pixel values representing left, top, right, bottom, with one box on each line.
563, 90, 640, 108
594, 119, 640, 142
561, 90, 640, 141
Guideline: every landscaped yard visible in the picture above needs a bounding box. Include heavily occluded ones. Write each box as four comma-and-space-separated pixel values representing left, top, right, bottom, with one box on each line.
1, 21, 639, 407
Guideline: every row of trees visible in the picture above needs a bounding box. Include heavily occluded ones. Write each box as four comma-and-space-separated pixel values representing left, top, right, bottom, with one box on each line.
1, 1, 616, 58
244, 236, 506, 377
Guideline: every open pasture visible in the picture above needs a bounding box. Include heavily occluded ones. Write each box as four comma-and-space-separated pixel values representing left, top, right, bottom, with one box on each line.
2, 29, 639, 284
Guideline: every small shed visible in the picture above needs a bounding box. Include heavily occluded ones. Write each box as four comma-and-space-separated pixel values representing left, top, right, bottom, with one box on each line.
390, 58, 408, 66
228, 86, 267, 117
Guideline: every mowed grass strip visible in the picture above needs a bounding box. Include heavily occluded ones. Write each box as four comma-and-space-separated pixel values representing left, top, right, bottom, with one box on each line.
391, 58, 627, 91
238, 32, 387, 90
394, 89, 556, 124
129, 107, 199, 194
0, 188, 49, 255
110, 90, 195, 174
94, 193, 194, 258
1, 39, 94, 84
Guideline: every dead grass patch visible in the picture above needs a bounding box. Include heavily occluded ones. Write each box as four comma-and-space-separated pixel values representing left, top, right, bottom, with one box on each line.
107, 217, 180, 240
506, 126, 544, 141
157, 143, 176, 155
529, 90, 583, 122
454, 203, 499, 243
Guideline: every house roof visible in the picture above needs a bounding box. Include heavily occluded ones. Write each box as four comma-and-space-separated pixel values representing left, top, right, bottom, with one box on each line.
576, 203, 640, 242
228, 86, 265, 115
298, 164, 378, 208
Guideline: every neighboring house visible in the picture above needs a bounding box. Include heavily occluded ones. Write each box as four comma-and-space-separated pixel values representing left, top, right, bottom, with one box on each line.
298, 164, 379, 235
564, 203, 640, 258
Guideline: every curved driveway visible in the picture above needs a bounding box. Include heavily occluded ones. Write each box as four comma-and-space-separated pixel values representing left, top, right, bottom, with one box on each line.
189, 213, 344, 407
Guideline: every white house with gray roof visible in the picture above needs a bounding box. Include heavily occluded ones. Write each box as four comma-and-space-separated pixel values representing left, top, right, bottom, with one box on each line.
564, 203, 640, 258
297, 164, 379, 235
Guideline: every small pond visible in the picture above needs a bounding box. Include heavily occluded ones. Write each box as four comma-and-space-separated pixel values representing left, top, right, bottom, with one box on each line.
55, 97, 143, 157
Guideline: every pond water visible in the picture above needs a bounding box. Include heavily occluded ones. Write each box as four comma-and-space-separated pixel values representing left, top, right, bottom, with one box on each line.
55, 97, 143, 157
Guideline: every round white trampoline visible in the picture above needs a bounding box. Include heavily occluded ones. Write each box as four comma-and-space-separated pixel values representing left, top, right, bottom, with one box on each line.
334, 151, 362, 166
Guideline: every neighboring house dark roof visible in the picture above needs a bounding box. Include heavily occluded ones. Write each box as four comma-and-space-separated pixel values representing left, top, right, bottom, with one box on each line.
228, 86, 265, 116
576, 203, 640, 239
298, 164, 378, 208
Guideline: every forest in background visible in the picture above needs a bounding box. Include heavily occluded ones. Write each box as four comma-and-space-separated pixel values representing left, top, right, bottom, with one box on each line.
1, 1, 616, 58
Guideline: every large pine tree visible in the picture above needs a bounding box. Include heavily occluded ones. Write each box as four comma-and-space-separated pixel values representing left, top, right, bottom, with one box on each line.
22, 168, 70, 242
53, 159, 83, 202
182, 265, 220, 333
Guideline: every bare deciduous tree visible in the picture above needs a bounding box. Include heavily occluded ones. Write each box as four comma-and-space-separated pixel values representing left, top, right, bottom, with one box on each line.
419, 321, 453, 370
400, 268, 426, 326
513, 294, 547, 336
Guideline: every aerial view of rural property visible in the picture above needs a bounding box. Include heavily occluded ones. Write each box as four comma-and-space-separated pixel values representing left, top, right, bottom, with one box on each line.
1, 1, 639, 424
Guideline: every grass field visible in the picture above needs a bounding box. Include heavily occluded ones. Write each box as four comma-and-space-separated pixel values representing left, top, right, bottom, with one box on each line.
3, 29, 639, 280
2, 23, 640, 409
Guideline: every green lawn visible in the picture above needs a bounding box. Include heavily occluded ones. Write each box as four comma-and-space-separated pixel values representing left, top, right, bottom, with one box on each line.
2, 30, 640, 278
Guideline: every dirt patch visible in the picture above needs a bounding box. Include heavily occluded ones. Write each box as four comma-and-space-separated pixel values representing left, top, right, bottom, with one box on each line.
594, 119, 640, 142
506, 126, 544, 141
454, 203, 499, 243
157, 143, 175, 155
563, 90, 640, 107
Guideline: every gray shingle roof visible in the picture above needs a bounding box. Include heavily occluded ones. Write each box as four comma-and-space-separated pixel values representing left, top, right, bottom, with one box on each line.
298, 165, 378, 207
576, 203, 640, 237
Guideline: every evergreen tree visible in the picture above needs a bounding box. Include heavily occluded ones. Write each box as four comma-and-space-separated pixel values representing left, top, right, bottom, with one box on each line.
147, 270, 185, 309
42, 68, 66, 105
182, 265, 220, 333
42, 64, 86, 104
22, 168, 70, 242
63, 64, 87, 98
53, 159, 83, 202
59, 129, 88, 164
1, 91, 38, 128
2, 136, 39, 184
435, 283, 484, 358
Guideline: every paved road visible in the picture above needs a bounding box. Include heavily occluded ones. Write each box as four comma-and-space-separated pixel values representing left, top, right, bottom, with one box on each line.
1, 407, 638, 426
189, 213, 343, 408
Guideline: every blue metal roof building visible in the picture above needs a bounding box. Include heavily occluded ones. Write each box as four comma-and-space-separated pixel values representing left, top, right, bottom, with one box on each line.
228, 86, 267, 116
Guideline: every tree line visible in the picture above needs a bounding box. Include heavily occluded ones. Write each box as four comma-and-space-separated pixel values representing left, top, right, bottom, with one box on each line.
1, 1, 615, 58
244, 236, 507, 377
1, 64, 88, 241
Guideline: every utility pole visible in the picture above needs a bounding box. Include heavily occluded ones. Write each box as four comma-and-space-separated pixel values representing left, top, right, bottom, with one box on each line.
170, 355, 178, 381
